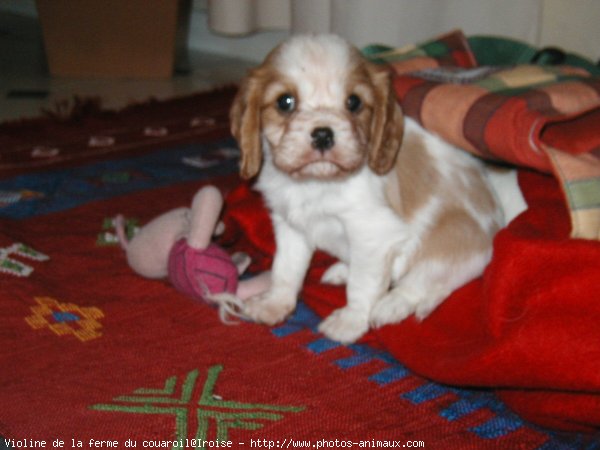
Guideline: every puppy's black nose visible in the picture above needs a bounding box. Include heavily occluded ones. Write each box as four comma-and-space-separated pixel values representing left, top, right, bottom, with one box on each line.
311, 127, 335, 152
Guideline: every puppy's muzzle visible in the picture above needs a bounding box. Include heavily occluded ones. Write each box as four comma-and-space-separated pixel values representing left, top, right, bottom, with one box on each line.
311, 127, 335, 152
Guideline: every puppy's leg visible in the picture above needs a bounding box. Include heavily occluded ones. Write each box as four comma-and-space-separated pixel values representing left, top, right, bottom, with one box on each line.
370, 212, 493, 327
319, 253, 390, 343
242, 216, 312, 325
369, 262, 453, 327
318, 239, 397, 343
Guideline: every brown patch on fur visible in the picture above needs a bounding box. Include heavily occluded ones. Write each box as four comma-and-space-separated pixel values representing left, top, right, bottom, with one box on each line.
385, 132, 440, 220
385, 131, 500, 263
230, 70, 268, 179
418, 161, 500, 263
230, 43, 289, 179
413, 162, 500, 266
345, 68, 376, 151
259, 78, 298, 145
364, 63, 404, 174
419, 210, 492, 262
463, 166, 499, 218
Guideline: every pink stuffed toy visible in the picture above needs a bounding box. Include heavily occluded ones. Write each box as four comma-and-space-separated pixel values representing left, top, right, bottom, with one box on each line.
115, 185, 269, 321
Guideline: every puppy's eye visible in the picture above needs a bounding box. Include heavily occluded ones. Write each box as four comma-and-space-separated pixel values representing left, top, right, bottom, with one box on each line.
346, 94, 362, 113
276, 93, 296, 113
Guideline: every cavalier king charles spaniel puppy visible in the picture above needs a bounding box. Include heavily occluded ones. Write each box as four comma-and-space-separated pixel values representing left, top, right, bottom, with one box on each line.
230, 34, 521, 343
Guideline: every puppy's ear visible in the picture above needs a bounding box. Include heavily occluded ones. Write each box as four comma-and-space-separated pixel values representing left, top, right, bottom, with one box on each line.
366, 63, 404, 175
230, 71, 264, 180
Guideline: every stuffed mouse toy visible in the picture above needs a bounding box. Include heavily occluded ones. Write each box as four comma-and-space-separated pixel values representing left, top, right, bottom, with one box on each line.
115, 185, 270, 321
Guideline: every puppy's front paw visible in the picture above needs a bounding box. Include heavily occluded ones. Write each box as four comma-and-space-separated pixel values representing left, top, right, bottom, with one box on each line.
243, 289, 296, 326
318, 307, 369, 344
320, 262, 349, 285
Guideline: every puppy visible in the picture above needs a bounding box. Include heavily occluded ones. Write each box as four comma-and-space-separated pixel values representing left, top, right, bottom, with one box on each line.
230, 34, 511, 344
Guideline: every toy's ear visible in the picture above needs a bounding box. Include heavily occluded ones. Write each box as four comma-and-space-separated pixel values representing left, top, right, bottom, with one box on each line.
230, 69, 266, 179
187, 186, 224, 249
124, 207, 188, 279
366, 63, 404, 175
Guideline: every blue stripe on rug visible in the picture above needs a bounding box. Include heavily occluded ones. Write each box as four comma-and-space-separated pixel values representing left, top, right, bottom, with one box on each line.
403, 383, 451, 404
369, 366, 409, 385
306, 337, 341, 354
0, 139, 239, 219
470, 415, 523, 439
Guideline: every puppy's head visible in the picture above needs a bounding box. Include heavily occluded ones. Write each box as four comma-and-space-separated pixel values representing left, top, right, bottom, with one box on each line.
230, 34, 404, 180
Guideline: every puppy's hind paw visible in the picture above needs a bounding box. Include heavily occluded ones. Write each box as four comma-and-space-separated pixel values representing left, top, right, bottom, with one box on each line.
369, 292, 415, 329
320, 262, 349, 285
318, 307, 369, 344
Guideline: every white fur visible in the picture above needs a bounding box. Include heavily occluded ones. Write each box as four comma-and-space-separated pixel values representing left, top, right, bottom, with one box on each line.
237, 35, 526, 343
485, 166, 527, 224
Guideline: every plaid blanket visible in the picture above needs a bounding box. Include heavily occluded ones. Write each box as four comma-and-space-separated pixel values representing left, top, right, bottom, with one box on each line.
366, 31, 600, 240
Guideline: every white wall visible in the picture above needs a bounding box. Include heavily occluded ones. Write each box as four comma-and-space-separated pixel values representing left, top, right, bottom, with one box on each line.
1, 0, 597, 63
327, 0, 543, 49
196, 0, 600, 62
188, 1, 289, 63
540, 0, 600, 62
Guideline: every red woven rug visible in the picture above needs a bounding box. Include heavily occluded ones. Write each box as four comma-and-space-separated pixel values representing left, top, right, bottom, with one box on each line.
0, 88, 592, 448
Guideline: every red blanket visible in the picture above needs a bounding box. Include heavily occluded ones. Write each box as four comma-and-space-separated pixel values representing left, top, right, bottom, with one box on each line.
222, 32, 600, 432
223, 167, 600, 433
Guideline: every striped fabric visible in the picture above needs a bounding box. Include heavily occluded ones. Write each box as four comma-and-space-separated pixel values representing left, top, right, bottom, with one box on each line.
367, 31, 600, 240
363, 29, 477, 74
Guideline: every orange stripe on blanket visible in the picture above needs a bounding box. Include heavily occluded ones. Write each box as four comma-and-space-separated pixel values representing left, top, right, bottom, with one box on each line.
390, 56, 441, 75
540, 81, 600, 114
419, 84, 487, 155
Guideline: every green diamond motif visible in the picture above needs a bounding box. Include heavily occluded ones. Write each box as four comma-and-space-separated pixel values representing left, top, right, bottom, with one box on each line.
91, 365, 304, 448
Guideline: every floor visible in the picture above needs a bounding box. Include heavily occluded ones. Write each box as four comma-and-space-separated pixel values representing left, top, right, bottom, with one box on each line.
0, 11, 253, 123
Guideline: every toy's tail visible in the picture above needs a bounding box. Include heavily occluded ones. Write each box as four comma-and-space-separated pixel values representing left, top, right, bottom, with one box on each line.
114, 215, 129, 251
206, 271, 271, 324
204, 292, 246, 325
